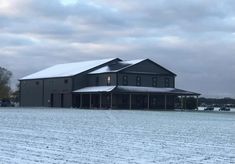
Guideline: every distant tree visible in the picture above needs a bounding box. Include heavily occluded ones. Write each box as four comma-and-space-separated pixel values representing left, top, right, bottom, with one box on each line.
185, 97, 197, 109
11, 82, 20, 103
0, 67, 12, 99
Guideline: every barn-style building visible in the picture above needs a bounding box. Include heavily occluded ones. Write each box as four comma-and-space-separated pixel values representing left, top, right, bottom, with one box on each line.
20, 58, 200, 109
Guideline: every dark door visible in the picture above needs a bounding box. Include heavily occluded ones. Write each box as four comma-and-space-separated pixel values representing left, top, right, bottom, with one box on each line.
61, 94, 64, 107
50, 94, 54, 107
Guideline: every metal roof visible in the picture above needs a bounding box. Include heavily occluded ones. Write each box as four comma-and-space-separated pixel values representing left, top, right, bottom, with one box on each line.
20, 58, 118, 80
73, 85, 200, 95
88, 59, 144, 74
114, 86, 200, 95
73, 86, 116, 93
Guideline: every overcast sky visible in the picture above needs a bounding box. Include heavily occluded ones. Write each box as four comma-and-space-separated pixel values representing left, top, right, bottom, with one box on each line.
0, 0, 235, 98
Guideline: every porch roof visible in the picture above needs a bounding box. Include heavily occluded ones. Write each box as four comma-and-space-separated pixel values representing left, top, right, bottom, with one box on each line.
73, 86, 116, 93
73, 86, 200, 96
114, 86, 200, 95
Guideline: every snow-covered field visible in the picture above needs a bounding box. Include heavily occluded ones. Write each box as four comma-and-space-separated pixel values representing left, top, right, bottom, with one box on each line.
0, 108, 234, 164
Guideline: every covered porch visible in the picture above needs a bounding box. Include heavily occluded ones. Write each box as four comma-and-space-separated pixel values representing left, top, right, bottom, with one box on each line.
72, 86, 200, 110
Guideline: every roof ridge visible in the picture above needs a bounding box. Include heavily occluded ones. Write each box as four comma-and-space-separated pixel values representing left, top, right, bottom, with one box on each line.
54, 58, 118, 66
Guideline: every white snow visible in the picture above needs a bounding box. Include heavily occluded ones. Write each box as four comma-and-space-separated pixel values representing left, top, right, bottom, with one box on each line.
0, 108, 234, 163
89, 66, 115, 74
73, 86, 116, 93
20, 58, 117, 80
89, 59, 144, 74
73, 86, 198, 95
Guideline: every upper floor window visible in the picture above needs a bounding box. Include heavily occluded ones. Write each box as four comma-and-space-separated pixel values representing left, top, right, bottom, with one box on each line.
95, 76, 99, 86
136, 76, 141, 86
64, 79, 68, 84
152, 77, 157, 87
122, 75, 128, 86
107, 76, 111, 86
164, 78, 170, 87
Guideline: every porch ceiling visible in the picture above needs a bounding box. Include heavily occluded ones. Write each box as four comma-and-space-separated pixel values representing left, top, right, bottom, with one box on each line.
114, 86, 200, 96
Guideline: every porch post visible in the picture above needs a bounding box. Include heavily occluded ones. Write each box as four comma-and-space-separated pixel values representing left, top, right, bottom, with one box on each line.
99, 93, 102, 109
129, 94, 132, 109
196, 95, 199, 110
110, 93, 113, 109
164, 94, 167, 110
181, 96, 183, 110
80, 94, 83, 108
89, 94, 92, 109
147, 93, 150, 109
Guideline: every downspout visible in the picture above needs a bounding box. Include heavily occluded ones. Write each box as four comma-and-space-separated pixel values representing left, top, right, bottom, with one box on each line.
42, 79, 44, 107
19, 80, 21, 107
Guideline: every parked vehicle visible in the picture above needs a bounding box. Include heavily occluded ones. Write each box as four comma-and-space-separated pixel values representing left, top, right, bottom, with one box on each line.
204, 106, 214, 111
219, 106, 230, 111
0, 99, 13, 107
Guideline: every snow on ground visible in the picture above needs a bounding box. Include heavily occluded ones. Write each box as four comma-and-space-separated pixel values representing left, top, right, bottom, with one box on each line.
0, 108, 234, 164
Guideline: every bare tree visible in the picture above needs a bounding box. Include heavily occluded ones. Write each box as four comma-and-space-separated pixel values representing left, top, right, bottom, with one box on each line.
0, 67, 12, 99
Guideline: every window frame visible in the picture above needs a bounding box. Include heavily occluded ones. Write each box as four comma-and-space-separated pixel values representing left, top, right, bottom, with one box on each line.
152, 77, 158, 87
64, 79, 68, 84
164, 77, 170, 87
95, 76, 99, 86
136, 76, 141, 86
122, 75, 128, 86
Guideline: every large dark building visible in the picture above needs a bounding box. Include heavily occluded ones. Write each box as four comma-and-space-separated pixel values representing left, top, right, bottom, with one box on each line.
20, 58, 200, 109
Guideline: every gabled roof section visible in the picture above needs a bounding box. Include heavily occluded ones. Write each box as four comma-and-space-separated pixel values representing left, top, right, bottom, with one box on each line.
20, 58, 119, 80
89, 59, 176, 76
120, 59, 176, 76
145, 59, 176, 76
88, 59, 145, 74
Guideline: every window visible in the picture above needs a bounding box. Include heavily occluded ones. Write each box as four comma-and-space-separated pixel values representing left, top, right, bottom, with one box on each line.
136, 76, 141, 86
35, 81, 39, 85
164, 78, 170, 87
122, 75, 128, 85
107, 76, 111, 85
95, 77, 99, 86
64, 79, 68, 84
152, 77, 158, 87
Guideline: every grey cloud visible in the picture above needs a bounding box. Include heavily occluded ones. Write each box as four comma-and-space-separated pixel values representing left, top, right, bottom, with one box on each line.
0, 0, 235, 97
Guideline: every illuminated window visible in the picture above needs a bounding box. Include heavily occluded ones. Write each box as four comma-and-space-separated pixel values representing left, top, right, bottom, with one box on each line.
107, 76, 111, 85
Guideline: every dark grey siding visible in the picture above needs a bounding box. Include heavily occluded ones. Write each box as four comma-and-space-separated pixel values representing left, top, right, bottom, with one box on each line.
72, 73, 88, 90
118, 60, 175, 88
117, 73, 174, 87
20, 77, 73, 107
88, 73, 117, 86
20, 80, 43, 106
72, 59, 121, 90
43, 77, 73, 107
